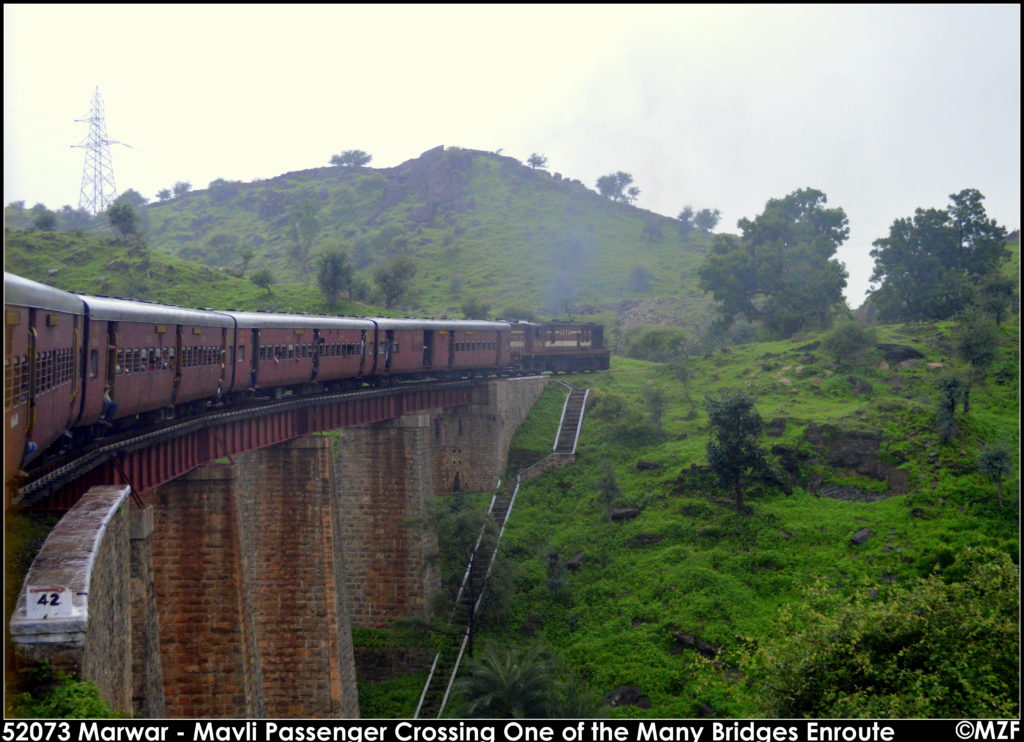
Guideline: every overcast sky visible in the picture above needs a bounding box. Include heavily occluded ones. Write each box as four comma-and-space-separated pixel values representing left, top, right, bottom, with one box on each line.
4, 4, 1020, 305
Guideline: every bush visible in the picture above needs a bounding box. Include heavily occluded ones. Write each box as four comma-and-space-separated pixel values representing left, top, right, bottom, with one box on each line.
623, 326, 688, 363
822, 321, 877, 365
10, 665, 126, 718
743, 547, 1020, 718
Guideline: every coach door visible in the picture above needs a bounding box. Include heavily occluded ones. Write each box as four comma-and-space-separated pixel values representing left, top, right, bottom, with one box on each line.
422, 330, 433, 368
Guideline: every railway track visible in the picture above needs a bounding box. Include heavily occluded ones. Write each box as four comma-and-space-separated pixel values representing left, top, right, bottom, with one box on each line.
14, 377, 488, 508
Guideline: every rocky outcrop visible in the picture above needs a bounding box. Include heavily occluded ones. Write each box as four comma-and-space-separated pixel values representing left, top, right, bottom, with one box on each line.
604, 685, 650, 709
803, 423, 911, 500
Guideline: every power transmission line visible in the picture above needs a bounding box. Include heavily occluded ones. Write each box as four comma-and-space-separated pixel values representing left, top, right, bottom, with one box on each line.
70, 87, 131, 214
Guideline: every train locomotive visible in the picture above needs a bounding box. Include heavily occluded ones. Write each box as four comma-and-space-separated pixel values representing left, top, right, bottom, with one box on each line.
4, 272, 609, 494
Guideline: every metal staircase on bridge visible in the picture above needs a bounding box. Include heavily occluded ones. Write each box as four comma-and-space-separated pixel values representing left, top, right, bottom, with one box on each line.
414, 381, 588, 719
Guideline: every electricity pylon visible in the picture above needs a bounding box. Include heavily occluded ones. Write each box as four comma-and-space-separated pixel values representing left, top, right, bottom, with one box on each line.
71, 87, 131, 214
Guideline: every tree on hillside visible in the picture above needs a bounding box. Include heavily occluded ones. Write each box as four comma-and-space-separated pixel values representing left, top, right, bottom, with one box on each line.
641, 218, 663, 242
107, 202, 139, 240
973, 273, 1017, 326
330, 149, 372, 168
527, 153, 548, 170
677, 206, 696, 237
955, 310, 1000, 413
977, 444, 1013, 508
705, 390, 769, 513
250, 269, 275, 295
315, 248, 354, 308
934, 373, 966, 444
156, 189, 172, 202
288, 199, 322, 280
694, 208, 721, 231
596, 171, 637, 203
461, 296, 491, 319
58, 205, 93, 231
33, 208, 57, 231
238, 247, 255, 276
373, 255, 417, 309
869, 189, 1008, 322
698, 187, 849, 338
172, 181, 192, 198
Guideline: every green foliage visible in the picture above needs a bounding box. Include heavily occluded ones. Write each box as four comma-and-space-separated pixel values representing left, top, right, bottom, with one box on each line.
10, 665, 126, 718
250, 268, 275, 294
455, 644, 600, 718
106, 202, 139, 240
527, 153, 548, 170
869, 189, 1009, 322
32, 208, 57, 231
698, 188, 849, 338
461, 296, 491, 319
330, 149, 372, 167
743, 547, 1020, 718
595, 172, 638, 203
315, 248, 353, 308
287, 199, 321, 279
934, 374, 966, 444
822, 321, 878, 366
705, 390, 769, 512
977, 444, 1014, 507
622, 326, 688, 363
693, 208, 721, 231
373, 255, 417, 309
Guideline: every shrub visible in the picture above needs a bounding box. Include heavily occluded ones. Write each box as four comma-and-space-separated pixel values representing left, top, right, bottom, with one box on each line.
822, 321, 877, 365
743, 547, 1020, 718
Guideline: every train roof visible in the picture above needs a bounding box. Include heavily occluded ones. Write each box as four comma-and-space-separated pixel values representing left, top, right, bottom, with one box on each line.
79, 295, 235, 326
4, 273, 85, 315
369, 318, 511, 332
221, 311, 375, 331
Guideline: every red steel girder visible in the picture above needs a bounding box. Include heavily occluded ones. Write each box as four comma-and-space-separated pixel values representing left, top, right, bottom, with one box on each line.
28, 382, 479, 512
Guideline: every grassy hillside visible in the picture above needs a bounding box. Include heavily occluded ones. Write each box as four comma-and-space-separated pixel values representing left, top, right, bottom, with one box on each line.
3, 229, 378, 316
139, 147, 720, 337
371, 318, 1018, 718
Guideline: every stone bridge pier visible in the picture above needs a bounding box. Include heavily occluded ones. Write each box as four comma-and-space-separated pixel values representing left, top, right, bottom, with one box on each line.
9, 377, 547, 718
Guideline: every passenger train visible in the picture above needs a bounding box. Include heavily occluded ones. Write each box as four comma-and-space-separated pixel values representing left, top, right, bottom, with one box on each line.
3, 272, 609, 493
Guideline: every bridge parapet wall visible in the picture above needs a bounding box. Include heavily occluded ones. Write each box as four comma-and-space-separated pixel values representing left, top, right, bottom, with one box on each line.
9, 485, 135, 715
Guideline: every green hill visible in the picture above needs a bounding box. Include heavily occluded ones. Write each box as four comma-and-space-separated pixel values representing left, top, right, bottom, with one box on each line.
363, 317, 1020, 718
140, 146, 721, 337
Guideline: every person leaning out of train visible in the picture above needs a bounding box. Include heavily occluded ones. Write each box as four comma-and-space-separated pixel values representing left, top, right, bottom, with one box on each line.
101, 385, 118, 427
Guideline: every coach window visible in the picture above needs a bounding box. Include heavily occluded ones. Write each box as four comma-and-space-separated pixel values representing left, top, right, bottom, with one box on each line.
238, 345, 245, 363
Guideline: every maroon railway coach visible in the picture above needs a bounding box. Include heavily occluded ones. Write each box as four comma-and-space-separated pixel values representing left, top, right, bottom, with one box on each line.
79, 295, 235, 429
368, 318, 511, 379
4, 273, 86, 493
222, 311, 376, 395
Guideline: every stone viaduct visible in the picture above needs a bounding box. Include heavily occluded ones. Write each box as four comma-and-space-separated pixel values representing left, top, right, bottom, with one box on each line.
8, 377, 547, 718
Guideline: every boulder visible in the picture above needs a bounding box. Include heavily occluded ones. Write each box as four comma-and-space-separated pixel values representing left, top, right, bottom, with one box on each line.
604, 686, 650, 709
610, 508, 641, 522
672, 631, 719, 659
565, 553, 586, 571
847, 376, 873, 396
851, 528, 873, 545
876, 344, 925, 364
